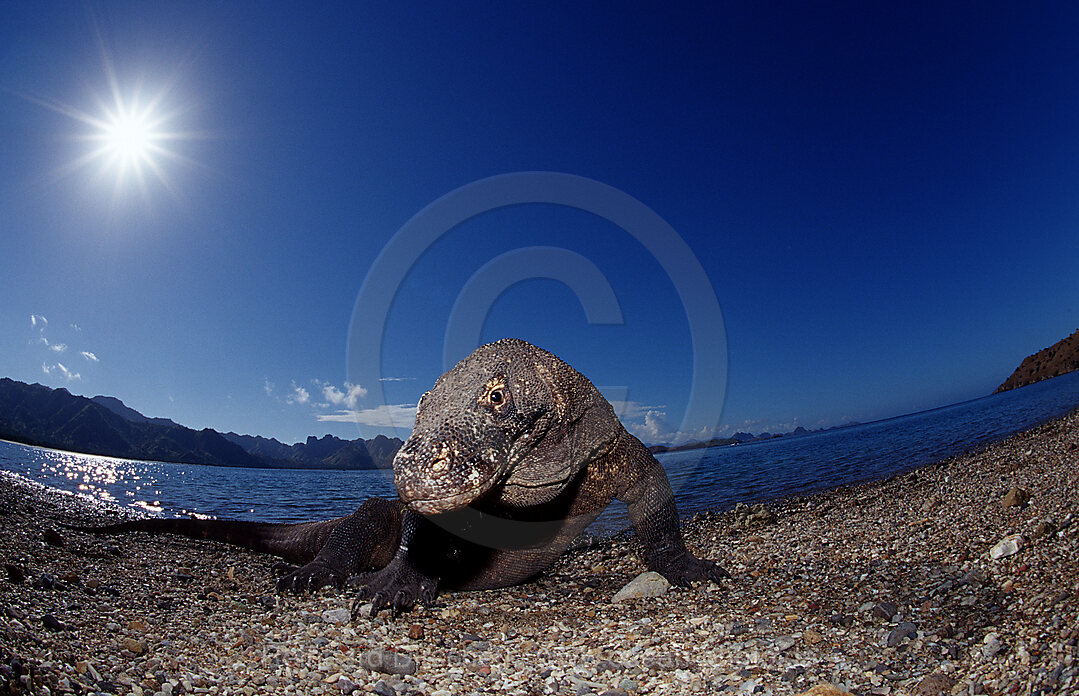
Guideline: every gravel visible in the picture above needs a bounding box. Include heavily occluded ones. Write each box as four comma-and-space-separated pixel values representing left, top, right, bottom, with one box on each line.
2, 407, 1078, 695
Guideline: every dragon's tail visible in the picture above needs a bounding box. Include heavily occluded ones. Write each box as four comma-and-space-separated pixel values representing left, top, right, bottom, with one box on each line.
63, 516, 345, 565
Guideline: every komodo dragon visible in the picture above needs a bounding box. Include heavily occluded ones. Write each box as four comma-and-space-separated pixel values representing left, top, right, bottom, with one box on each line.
80, 339, 727, 616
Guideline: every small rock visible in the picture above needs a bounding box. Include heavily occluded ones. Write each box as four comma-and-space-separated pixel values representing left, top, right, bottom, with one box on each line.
360, 648, 417, 676
612, 571, 670, 602
913, 673, 956, 696
730, 622, 750, 636
885, 623, 917, 647
321, 608, 350, 625
872, 601, 898, 620
990, 534, 1025, 559
33, 573, 58, 590
337, 676, 358, 695
4, 605, 26, 621
596, 659, 623, 673
982, 632, 1003, 659
121, 637, 145, 655
617, 678, 637, 691
775, 636, 797, 652
641, 654, 693, 671
407, 623, 424, 640
43, 528, 65, 547
372, 679, 397, 696
1001, 487, 1031, 508
41, 614, 68, 632
599, 690, 629, 696
794, 685, 850, 696
1033, 519, 1056, 539
803, 629, 824, 645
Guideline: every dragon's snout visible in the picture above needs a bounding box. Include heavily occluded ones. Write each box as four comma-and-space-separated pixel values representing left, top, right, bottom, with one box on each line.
393, 435, 504, 515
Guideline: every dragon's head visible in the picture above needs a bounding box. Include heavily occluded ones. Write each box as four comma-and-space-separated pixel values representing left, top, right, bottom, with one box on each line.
393, 338, 617, 515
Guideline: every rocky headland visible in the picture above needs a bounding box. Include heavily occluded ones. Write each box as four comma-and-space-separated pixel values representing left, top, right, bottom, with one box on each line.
996, 329, 1079, 394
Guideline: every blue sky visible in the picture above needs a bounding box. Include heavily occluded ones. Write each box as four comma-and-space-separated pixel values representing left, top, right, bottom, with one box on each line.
1, 2, 1077, 446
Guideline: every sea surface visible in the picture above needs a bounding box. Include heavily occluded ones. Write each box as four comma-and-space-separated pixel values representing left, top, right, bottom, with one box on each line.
2, 370, 1078, 535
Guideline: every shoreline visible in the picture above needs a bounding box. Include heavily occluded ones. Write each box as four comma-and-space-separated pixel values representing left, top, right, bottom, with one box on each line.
1, 412, 1077, 695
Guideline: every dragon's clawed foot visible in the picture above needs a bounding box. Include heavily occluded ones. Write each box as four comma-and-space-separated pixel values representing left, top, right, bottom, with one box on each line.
656, 552, 731, 587
351, 558, 439, 619
275, 560, 346, 594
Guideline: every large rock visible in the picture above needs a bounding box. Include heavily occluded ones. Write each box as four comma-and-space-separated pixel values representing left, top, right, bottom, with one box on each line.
612, 571, 670, 602
360, 648, 417, 676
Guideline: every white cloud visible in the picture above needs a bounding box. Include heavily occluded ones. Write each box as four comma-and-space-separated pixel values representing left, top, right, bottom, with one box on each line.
50, 343, 67, 353
30, 314, 47, 329
41, 363, 51, 375
286, 382, 310, 405
70, 323, 81, 332
606, 399, 727, 446
263, 379, 275, 396
318, 380, 368, 410
378, 376, 415, 382
316, 404, 417, 428
80, 351, 99, 362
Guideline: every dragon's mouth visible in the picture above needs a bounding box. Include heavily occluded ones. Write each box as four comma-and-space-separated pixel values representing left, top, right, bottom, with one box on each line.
404, 482, 492, 515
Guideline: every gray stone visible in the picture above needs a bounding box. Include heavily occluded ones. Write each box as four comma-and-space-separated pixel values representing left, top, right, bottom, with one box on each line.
612, 571, 670, 602
886, 623, 917, 647
641, 654, 692, 671
775, 636, 796, 652
360, 648, 417, 676
336, 676, 358, 694
872, 601, 899, 620
372, 679, 397, 696
982, 633, 1003, 659
595, 660, 623, 673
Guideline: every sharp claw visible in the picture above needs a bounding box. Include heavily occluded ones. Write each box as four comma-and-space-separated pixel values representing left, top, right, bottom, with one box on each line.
392, 589, 413, 614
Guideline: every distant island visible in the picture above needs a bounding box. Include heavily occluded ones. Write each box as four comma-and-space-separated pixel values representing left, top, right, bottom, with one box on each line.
0, 378, 401, 470
647, 423, 861, 454
995, 328, 1079, 393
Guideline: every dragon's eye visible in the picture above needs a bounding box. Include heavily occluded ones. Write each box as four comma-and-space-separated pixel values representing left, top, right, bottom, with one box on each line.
490, 389, 504, 405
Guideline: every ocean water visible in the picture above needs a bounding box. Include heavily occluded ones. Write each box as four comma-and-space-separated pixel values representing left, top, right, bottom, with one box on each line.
2, 370, 1078, 535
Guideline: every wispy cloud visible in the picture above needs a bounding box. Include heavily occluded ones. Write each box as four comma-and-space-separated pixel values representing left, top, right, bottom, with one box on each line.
80, 351, 99, 362
70, 323, 81, 332
286, 382, 310, 405
30, 314, 47, 329
44, 362, 81, 382
263, 378, 275, 396
50, 343, 67, 353
378, 376, 415, 382
316, 404, 417, 428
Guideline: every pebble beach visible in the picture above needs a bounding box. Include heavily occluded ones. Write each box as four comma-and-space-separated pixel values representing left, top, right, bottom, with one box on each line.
2, 410, 1078, 696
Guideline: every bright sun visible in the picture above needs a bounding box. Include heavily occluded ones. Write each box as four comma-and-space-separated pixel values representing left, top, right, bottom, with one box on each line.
91, 98, 167, 179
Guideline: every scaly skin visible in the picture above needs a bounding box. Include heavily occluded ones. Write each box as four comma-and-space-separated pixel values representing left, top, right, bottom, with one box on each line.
77, 339, 727, 616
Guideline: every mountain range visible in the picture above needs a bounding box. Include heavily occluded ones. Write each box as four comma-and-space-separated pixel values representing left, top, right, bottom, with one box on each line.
0, 378, 401, 469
